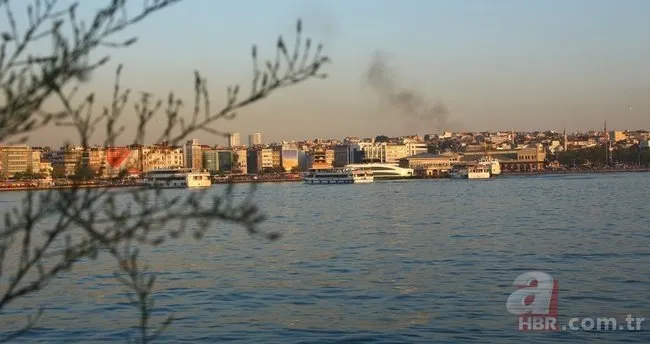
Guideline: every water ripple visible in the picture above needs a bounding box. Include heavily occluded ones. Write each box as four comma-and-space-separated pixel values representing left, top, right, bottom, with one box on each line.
2, 172, 650, 343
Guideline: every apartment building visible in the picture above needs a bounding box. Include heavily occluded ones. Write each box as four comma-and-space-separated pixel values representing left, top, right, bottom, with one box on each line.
247, 147, 274, 173
232, 149, 248, 174
307, 148, 334, 169
183, 139, 203, 170
248, 132, 262, 146
0, 144, 40, 178
142, 144, 184, 172
228, 133, 241, 148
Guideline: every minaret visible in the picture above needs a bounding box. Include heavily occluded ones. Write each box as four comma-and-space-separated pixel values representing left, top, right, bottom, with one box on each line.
563, 125, 567, 152
604, 120, 609, 166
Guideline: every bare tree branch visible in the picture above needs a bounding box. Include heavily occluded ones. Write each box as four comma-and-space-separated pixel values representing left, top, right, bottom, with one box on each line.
0, 1, 330, 342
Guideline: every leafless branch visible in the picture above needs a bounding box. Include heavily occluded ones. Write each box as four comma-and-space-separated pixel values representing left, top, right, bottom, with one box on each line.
0, 1, 330, 342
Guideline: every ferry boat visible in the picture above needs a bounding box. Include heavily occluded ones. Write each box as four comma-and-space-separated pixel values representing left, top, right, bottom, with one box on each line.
449, 164, 491, 179
343, 163, 414, 179
467, 165, 491, 179
143, 167, 212, 188
478, 156, 501, 176
304, 168, 374, 184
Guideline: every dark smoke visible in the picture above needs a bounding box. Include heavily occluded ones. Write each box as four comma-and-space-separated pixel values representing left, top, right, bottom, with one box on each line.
364, 50, 453, 134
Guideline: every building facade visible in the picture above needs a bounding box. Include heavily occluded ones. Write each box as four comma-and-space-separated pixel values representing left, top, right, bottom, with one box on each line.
228, 132, 241, 148
307, 148, 334, 169
0, 144, 39, 178
248, 132, 262, 147
281, 148, 299, 172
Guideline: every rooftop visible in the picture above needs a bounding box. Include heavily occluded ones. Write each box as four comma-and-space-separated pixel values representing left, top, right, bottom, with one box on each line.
400, 152, 460, 160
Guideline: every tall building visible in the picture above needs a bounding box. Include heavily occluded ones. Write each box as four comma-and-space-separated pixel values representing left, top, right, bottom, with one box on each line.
183, 138, 202, 170
248, 132, 262, 147
228, 133, 241, 148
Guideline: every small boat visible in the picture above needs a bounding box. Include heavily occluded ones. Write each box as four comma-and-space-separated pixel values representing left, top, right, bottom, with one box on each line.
304, 168, 374, 184
143, 167, 211, 188
449, 168, 468, 179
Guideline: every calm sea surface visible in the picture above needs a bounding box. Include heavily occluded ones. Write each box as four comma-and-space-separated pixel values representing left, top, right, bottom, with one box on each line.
1, 173, 649, 343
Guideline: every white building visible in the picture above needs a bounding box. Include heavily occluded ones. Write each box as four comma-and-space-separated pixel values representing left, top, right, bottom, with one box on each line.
248, 132, 262, 147
350, 142, 427, 164
228, 132, 241, 148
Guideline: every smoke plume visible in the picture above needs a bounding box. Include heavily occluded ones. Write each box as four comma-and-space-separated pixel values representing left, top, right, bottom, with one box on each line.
364, 50, 453, 134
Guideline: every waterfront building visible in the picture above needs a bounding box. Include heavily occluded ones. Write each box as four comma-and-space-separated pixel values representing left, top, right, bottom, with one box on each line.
218, 150, 233, 172
461, 146, 546, 172
281, 147, 299, 172
183, 139, 202, 170
142, 144, 184, 172
399, 152, 461, 176
350, 141, 426, 164
271, 146, 282, 169
232, 149, 248, 174
307, 148, 334, 169
247, 147, 273, 173
202, 149, 219, 172
104, 146, 140, 177
81, 146, 106, 177
0, 144, 39, 178
51, 145, 84, 177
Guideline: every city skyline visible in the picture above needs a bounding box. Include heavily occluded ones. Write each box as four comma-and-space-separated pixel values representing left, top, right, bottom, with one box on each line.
14, 125, 648, 149
7, 0, 650, 147
10, 126, 648, 150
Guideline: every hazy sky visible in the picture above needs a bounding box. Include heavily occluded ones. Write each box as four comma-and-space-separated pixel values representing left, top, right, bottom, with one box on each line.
8, 0, 650, 146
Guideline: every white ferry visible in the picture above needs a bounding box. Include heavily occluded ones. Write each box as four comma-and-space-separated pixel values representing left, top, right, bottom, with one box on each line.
467, 165, 491, 179
304, 168, 374, 184
449, 165, 491, 179
343, 163, 414, 179
478, 156, 501, 176
143, 167, 212, 188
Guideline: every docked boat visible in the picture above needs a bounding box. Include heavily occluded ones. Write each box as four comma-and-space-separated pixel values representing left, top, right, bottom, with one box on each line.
449, 165, 468, 179
343, 163, 414, 179
478, 156, 501, 176
467, 165, 491, 179
449, 164, 491, 179
143, 167, 212, 188
304, 168, 374, 184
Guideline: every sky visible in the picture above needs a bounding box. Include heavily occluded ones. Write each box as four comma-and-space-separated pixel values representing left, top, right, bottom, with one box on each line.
4, 0, 650, 146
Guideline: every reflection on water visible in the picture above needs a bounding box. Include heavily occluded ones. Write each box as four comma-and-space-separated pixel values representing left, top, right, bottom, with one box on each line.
2, 173, 650, 343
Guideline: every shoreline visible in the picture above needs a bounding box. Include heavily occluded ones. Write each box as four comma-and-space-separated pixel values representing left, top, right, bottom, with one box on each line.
500, 168, 650, 176
1, 168, 648, 192
0, 183, 143, 193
